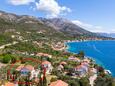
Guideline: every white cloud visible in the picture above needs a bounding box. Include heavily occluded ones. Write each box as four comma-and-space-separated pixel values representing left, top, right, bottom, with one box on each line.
72, 20, 105, 32
8, 0, 35, 5
7, 0, 71, 17
35, 0, 71, 18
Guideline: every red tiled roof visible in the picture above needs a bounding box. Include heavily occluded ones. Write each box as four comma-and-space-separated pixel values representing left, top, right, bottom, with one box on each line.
16, 65, 24, 71
5, 82, 15, 86
24, 65, 34, 71
49, 80, 68, 86
42, 61, 51, 65
16, 65, 34, 71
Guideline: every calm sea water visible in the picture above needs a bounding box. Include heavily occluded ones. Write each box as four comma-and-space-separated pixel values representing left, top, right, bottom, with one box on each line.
67, 40, 115, 77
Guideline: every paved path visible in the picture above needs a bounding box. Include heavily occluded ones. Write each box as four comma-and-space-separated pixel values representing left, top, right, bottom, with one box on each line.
0, 41, 18, 49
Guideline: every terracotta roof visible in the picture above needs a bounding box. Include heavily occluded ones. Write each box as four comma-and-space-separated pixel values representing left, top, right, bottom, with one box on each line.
5, 82, 15, 86
24, 65, 34, 71
16, 65, 34, 71
42, 61, 51, 65
49, 80, 68, 86
16, 65, 24, 71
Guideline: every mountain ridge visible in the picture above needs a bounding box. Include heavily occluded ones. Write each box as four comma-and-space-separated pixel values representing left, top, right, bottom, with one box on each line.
0, 10, 113, 40
97, 33, 115, 38
39, 17, 92, 36
0, 10, 92, 36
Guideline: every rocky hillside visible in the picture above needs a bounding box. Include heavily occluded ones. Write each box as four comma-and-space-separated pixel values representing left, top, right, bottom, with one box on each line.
39, 18, 93, 36
0, 10, 113, 45
0, 10, 93, 36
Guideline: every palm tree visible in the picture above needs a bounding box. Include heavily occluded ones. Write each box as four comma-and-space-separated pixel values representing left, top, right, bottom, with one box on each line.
43, 76, 47, 86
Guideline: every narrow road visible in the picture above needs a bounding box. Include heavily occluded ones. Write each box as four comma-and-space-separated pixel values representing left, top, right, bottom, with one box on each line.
0, 41, 18, 49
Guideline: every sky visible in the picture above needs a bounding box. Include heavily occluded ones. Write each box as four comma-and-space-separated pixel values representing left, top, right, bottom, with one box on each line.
0, 0, 115, 33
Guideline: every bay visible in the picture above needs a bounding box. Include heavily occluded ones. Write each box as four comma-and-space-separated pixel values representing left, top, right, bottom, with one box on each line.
67, 40, 115, 76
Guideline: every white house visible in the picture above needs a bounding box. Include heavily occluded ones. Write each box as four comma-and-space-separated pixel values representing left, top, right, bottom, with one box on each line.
30, 69, 40, 79
41, 61, 53, 74
16, 65, 40, 80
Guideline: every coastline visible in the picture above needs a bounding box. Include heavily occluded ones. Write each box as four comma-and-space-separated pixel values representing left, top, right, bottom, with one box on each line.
65, 39, 115, 44
65, 40, 113, 76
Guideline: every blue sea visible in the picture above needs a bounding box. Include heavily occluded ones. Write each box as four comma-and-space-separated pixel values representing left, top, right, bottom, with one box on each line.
67, 40, 115, 77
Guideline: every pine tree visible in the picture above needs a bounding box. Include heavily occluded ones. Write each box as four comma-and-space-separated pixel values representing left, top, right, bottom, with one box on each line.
43, 76, 47, 86
38, 78, 43, 86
